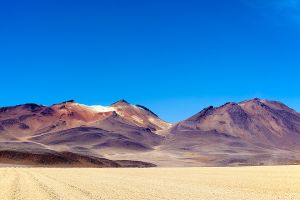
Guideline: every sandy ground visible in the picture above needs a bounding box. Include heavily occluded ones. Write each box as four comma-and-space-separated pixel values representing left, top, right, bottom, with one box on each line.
0, 166, 299, 200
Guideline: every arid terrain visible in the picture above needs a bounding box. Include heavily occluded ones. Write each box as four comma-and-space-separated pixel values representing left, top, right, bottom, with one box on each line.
0, 166, 299, 200
1, 98, 300, 167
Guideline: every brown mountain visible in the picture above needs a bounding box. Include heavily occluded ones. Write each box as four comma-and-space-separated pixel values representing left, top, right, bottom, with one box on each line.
1, 98, 300, 167
0, 100, 169, 167
0, 100, 170, 138
161, 98, 300, 166
170, 98, 300, 147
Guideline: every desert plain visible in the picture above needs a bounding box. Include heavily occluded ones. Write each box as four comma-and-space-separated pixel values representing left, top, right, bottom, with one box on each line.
0, 166, 299, 200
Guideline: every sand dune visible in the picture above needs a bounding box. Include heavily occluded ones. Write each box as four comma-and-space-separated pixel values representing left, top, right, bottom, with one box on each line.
0, 166, 300, 200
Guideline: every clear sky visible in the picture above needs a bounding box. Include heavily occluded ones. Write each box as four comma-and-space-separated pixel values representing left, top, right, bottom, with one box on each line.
0, 0, 300, 122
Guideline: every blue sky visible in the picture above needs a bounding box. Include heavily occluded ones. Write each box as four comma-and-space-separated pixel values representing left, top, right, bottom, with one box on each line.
0, 0, 300, 122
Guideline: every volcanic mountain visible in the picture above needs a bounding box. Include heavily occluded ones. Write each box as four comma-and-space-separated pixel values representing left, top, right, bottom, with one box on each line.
0, 100, 170, 167
1, 98, 300, 167
161, 98, 300, 166
0, 99, 170, 138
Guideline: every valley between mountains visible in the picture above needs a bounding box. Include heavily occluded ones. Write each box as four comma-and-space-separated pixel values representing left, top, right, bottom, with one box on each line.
1, 98, 300, 167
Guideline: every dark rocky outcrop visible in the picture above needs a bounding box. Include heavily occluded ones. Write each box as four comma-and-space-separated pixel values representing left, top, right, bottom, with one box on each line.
0, 150, 156, 168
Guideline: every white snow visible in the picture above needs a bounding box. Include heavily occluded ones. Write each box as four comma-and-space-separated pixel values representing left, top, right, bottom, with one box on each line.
89, 105, 115, 112
74, 103, 115, 113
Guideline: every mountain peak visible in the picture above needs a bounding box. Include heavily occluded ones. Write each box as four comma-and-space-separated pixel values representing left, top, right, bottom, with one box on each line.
252, 97, 261, 101
0, 103, 45, 113
136, 104, 159, 117
61, 100, 76, 104
111, 99, 130, 106
53, 100, 76, 106
240, 97, 262, 103
239, 98, 263, 104
187, 106, 215, 122
21, 103, 45, 112
220, 102, 238, 108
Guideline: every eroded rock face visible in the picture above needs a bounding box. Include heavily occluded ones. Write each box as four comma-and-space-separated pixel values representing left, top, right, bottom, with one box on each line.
186, 106, 215, 122
227, 103, 250, 129
1, 118, 19, 126
41, 107, 55, 116
22, 103, 44, 112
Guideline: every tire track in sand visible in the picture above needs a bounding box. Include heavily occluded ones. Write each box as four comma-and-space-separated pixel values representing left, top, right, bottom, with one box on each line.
38, 172, 105, 200
8, 169, 22, 200
24, 170, 63, 200
0, 169, 11, 199
41, 171, 171, 200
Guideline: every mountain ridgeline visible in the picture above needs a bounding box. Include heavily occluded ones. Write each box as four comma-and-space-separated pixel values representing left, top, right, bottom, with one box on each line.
1, 98, 300, 167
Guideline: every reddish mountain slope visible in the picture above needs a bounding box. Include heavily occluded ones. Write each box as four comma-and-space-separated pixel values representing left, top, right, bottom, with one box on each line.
1, 98, 300, 167
0, 100, 169, 139
0, 100, 169, 166
159, 99, 300, 166
171, 98, 300, 148
111, 100, 171, 131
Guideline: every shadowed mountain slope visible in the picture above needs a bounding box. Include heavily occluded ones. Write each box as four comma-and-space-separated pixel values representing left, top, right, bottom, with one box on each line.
0, 100, 169, 137
170, 98, 300, 148
0, 100, 169, 167
158, 99, 300, 166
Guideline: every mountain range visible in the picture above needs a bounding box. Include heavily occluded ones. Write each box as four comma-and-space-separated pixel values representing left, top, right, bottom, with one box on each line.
1, 98, 300, 167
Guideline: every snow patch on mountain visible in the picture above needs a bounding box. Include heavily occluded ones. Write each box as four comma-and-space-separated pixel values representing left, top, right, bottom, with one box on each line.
89, 105, 115, 112
74, 103, 115, 113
